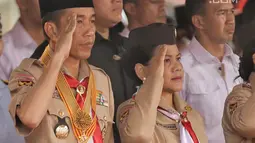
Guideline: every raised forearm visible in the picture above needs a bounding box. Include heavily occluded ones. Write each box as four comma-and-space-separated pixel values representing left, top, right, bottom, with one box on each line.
17, 53, 65, 128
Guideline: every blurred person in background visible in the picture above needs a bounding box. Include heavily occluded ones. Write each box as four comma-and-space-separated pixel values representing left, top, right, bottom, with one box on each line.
180, 0, 242, 143
175, 5, 194, 51
0, 0, 44, 81
120, 0, 166, 38
0, 6, 25, 143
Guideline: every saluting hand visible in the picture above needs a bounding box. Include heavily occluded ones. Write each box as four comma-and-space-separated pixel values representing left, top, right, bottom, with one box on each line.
55, 13, 77, 60
147, 45, 167, 80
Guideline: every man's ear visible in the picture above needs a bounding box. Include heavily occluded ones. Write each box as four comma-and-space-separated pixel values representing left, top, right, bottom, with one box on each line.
192, 15, 206, 30
44, 22, 58, 42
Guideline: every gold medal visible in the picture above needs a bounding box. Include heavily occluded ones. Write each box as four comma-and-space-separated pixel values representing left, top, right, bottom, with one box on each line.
74, 109, 92, 131
55, 125, 69, 139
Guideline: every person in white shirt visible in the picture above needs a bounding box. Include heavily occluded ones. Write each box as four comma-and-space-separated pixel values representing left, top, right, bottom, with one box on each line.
0, 0, 44, 80
180, 0, 242, 143
120, 0, 167, 38
0, 13, 25, 143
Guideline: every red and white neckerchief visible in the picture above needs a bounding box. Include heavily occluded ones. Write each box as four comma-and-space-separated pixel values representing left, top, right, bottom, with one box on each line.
157, 107, 199, 143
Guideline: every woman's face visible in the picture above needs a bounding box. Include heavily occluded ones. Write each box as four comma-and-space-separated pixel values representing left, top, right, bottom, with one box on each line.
146, 44, 184, 92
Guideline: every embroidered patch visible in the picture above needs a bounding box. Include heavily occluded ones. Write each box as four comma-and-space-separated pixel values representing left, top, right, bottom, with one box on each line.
119, 104, 134, 124
96, 90, 108, 107
156, 122, 178, 130
229, 102, 238, 115
53, 90, 61, 99
16, 74, 35, 87
119, 110, 129, 123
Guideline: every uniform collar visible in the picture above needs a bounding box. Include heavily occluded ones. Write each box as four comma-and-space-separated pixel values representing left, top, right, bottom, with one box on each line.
158, 92, 188, 113
189, 37, 234, 64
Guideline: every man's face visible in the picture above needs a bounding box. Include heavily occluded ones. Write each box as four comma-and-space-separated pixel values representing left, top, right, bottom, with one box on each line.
201, 1, 235, 43
58, 8, 96, 60
93, 0, 123, 27
134, 0, 166, 26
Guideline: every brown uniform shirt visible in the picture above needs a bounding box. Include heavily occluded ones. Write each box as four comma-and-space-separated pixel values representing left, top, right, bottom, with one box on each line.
8, 58, 114, 143
222, 73, 255, 143
116, 93, 208, 143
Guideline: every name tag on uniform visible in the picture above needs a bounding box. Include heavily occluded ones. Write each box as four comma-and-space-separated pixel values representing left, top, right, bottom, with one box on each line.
156, 122, 178, 130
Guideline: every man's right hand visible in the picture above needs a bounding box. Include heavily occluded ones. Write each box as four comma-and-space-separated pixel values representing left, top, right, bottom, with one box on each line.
55, 13, 77, 60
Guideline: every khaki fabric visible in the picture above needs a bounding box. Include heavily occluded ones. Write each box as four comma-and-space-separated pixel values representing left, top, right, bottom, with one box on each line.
8, 58, 114, 143
222, 73, 255, 143
117, 92, 208, 143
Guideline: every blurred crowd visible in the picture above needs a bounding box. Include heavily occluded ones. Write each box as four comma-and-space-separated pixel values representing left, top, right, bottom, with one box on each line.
0, 0, 255, 143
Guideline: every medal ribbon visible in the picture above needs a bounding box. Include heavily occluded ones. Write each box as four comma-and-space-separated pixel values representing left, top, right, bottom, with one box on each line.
40, 45, 97, 143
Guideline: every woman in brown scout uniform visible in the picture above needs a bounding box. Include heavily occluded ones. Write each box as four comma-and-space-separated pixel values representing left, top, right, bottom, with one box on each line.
116, 23, 208, 143
8, 0, 114, 143
222, 2, 255, 141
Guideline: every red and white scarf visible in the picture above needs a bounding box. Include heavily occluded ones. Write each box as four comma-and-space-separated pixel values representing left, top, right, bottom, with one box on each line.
157, 107, 199, 143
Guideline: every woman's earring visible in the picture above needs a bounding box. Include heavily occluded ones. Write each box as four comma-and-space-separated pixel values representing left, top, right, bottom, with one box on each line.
142, 77, 146, 83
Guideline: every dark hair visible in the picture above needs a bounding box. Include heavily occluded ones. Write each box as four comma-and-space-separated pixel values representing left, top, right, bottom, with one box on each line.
42, 10, 64, 40
121, 44, 158, 85
239, 39, 255, 81
185, 0, 207, 26
241, 0, 255, 24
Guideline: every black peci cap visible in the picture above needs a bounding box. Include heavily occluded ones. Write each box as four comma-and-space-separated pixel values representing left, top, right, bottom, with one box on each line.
39, 0, 94, 18
127, 23, 176, 48
121, 23, 177, 84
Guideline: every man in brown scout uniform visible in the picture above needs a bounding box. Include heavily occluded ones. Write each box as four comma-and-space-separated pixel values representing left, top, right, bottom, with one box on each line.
117, 23, 208, 143
8, 0, 114, 143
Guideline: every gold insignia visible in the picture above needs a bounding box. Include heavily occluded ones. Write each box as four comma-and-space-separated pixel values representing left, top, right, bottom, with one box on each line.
229, 102, 238, 115
73, 109, 92, 131
184, 105, 192, 111
18, 81, 34, 86
55, 125, 69, 139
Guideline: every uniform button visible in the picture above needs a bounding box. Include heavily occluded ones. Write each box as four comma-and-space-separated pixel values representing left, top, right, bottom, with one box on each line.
103, 116, 107, 121
58, 111, 65, 117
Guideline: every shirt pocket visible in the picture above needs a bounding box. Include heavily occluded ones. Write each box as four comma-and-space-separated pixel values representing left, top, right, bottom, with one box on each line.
187, 80, 221, 126
47, 98, 70, 129
96, 103, 114, 139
